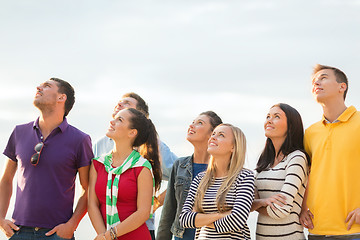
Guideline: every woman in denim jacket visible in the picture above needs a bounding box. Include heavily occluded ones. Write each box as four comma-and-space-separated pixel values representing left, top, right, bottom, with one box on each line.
156, 111, 222, 240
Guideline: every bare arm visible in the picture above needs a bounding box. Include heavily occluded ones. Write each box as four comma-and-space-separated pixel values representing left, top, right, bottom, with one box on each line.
46, 165, 90, 238
88, 162, 107, 234
0, 159, 19, 238
153, 190, 166, 212
299, 179, 314, 229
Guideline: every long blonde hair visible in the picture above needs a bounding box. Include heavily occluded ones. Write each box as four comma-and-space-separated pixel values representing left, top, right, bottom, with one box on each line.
194, 124, 247, 212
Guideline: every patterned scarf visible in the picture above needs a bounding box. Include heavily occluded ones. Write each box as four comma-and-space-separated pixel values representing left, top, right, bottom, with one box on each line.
94, 150, 155, 229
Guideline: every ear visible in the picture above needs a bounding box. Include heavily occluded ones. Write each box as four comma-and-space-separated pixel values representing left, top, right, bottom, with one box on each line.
128, 129, 138, 138
339, 82, 347, 93
57, 93, 67, 103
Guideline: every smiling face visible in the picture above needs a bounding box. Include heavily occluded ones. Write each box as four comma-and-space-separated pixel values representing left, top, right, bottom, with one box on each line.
312, 69, 346, 103
207, 125, 234, 157
106, 109, 136, 141
112, 97, 138, 118
264, 106, 287, 142
187, 114, 213, 145
33, 80, 64, 111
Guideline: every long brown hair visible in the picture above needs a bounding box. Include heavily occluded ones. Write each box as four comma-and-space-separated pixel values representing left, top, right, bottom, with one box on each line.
127, 108, 161, 191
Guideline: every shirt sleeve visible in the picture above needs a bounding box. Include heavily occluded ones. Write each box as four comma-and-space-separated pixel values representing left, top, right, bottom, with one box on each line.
156, 160, 179, 240
266, 153, 308, 219
76, 135, 94, 168
179, 173, 203, 229
304, 129, 312, 160
213, 170, 255, 233
3, 127, 18, 162
159, 140, 177, 181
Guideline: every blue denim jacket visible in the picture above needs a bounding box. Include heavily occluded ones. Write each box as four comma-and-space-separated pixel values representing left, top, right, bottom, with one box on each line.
156, 156, 193, 240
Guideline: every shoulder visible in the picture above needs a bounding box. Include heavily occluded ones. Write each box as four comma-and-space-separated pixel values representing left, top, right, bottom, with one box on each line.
95, 135, 112, 145
92, 159, 103, 171
193, 171, 206, 184
287, 150, 306, 160
13, 121, 35, 131
65, 124, 91, 140
236, 169, 255, 182
305, 120, 323, 134
173, 156, 192, 168
286, 150, 307, 164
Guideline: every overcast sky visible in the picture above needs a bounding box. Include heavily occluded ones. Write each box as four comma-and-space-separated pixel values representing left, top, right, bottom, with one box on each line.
1, 0, 359, 239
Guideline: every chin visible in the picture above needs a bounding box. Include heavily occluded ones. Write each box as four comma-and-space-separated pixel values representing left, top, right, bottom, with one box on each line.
105, 131, 114, 139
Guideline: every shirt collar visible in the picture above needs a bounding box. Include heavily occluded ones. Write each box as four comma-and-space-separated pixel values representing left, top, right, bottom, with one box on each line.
322, 105, 357, 125
33, 117, 69, 132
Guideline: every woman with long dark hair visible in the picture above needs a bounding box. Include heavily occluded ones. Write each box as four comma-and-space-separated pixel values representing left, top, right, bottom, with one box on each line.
88, 108, 161, 240
251, 103, 310, 240
179, 124, 255, 239
156, 111, 222, 240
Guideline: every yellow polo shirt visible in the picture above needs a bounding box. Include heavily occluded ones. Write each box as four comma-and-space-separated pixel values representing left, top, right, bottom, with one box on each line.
304, 105, 360, 235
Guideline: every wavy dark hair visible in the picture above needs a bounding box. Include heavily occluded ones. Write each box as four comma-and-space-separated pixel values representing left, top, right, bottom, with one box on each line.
256, 103, 310, 173
127, 108, 161, 191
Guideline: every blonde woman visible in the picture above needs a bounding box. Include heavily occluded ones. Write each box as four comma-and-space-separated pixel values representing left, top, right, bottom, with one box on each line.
179, 124, 255, 240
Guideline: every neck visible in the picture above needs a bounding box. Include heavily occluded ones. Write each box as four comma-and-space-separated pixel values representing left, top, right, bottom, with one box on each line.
321, 100, 347, 123
192, 142, 210, 164
38, 111, 64, 140
112, 141, 134, 166
271, 137, 284, 157
213, 154, 231, 177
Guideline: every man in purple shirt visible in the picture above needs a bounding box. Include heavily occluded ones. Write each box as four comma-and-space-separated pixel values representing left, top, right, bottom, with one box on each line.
0, 78, 93, 239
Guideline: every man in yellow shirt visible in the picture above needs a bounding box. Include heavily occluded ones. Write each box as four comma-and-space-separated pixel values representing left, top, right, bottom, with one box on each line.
300, 64, 360, 239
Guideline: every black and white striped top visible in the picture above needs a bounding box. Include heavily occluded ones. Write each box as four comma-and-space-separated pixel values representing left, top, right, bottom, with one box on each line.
179, 169, 255, 240
255, 150, 308, 240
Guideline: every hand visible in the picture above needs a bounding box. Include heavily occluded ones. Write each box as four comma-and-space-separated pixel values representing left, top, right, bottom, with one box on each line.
0, 218, 19, 238
300, 209, 314, 229
94, 232, 107, 240
264, 194, 287, 210
153, 196, 161, 212
346, 208, 360, 230
45, 222, 75, 238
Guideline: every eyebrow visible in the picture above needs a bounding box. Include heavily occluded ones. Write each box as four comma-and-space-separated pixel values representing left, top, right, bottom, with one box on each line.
312, 73, 329, 82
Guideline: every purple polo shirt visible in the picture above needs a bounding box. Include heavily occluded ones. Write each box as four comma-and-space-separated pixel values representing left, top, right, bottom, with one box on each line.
3, 118, 93, 229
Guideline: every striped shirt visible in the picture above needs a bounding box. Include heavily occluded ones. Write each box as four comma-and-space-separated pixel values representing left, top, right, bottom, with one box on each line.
255, 150, 308, 240
179, 169, 255, 240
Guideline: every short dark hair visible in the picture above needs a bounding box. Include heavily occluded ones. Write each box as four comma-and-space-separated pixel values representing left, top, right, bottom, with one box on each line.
313, 64, 348, 100
50, 78, 75, 117
199, 111, 223, 131
256, 103, 310, 172
122, 92, 149, 118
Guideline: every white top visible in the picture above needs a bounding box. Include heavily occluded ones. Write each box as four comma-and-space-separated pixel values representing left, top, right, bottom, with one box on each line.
255, 150, 308, 240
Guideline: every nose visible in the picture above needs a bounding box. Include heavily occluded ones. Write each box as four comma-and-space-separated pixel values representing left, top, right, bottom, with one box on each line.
313, 79, 320, 86
36, 85, 42, 91
266, 117, 273, 124
110, 119, 116, 125
189, 123, 195, 129
209, 134, 216, 141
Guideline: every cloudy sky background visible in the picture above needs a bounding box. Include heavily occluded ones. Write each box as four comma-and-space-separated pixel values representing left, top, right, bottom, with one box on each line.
1, 0, 359, 239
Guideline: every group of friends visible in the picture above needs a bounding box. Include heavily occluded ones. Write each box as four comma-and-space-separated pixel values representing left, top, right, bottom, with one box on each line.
0, 63, 359, 240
